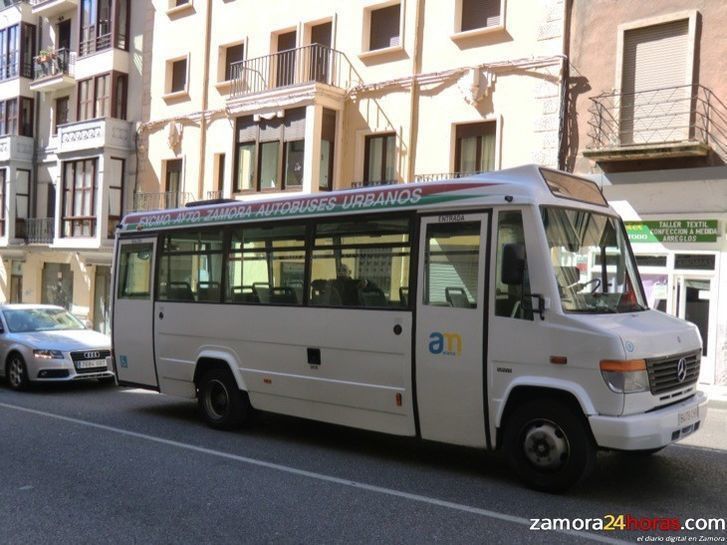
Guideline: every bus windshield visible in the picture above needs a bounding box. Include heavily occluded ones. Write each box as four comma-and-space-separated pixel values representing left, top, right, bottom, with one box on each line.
541, 207, 647, 314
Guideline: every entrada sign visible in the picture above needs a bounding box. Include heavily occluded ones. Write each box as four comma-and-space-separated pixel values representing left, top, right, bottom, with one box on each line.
625, 220, 719, 243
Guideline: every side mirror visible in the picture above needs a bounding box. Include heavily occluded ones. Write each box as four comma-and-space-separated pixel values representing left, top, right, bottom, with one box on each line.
84, 320, 94, 330
501, 243, 526, 286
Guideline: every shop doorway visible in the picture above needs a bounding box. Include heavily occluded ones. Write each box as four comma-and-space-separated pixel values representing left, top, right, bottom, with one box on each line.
93, 266, 111, 334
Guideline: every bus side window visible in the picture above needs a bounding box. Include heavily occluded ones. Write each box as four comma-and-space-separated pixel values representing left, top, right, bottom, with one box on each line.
424, 222, 481, 308
495, 211, 533, 320
226, 223, 306, 306
309, 217, 411, 309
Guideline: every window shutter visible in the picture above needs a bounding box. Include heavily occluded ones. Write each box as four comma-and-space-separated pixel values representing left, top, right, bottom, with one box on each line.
283, 107, 306, 142
370, 4, 401, 50
621, 19, 690, 144
461, 0, 501, 32
236, 116, 257, 142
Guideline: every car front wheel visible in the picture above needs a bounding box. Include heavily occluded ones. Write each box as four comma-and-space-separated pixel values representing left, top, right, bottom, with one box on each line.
6, 353, 29, 391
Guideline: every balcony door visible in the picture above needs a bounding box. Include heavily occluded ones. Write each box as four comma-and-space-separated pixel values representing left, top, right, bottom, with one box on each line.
620, 19, 691, 145
276, 31, 297, 88
309, 22, 332, 83
58, 20, 71, 51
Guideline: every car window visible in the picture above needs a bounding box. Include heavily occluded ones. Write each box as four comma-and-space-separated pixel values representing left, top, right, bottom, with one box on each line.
3, 309, 85, 333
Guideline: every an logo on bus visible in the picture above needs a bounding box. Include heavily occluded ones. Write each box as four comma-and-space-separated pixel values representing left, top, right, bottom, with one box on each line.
429, 332, 462, 356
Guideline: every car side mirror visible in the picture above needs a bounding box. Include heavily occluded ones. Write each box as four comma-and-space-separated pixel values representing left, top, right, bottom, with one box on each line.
501, 243, 525, 285
84, 320, 94, 329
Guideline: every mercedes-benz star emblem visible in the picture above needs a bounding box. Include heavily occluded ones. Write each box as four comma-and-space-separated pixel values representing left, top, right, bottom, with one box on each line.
676, 357, 688, 383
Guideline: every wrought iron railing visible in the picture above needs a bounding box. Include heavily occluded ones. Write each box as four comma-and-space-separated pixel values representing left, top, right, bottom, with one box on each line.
24, 217, 55, 243
132, 191, 196, 212
414, 171, 488, 182
350, 180, 398, 189
229, 44, 361, 98
33, 48, 73, 80
587, 84, 727, 161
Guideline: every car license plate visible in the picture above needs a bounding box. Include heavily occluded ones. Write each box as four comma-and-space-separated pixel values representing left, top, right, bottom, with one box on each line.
77, 359, 107, 369
678, 406, 699, 426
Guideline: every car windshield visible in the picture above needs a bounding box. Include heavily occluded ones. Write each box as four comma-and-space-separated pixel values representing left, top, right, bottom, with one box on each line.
541, 207, 647, 314
3, 308, 86, 333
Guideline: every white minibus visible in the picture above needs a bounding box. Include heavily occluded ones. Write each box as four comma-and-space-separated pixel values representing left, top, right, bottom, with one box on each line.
111, 165, 707, 491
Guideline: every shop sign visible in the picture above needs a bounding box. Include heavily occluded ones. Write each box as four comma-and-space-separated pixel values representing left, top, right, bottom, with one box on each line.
625, 220, 719, 243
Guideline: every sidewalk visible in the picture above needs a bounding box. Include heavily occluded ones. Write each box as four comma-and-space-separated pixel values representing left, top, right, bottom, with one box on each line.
701, 383, 727, 403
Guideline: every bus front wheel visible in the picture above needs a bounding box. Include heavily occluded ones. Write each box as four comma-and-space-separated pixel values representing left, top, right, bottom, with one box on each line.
197, 368, 251, 430
503, 398, 596, 493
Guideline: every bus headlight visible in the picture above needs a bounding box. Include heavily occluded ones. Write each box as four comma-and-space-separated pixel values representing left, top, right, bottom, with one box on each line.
599, 359, 649, 393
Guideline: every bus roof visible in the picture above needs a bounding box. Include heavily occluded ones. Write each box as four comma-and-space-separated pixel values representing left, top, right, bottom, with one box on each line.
119, 164, 608, 234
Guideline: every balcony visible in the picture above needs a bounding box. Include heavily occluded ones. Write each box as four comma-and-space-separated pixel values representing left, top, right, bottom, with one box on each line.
30, 48, 75, 92
24, 217, 55, 244
30, 0, 77, 17
585, 84, 727, 163
229, 44, 360, 100
57, 118, 134, 155
0, 134, 34, 163
132, 192, 196, 212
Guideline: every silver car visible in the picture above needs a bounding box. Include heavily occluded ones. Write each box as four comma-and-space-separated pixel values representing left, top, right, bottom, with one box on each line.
0, 304, 114, 390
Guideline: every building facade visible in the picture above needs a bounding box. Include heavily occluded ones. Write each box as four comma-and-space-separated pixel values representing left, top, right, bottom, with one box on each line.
568, 0, 727, 384
0, 0, 147, 333
138, 0, 567, 204
0, 0, 570, 331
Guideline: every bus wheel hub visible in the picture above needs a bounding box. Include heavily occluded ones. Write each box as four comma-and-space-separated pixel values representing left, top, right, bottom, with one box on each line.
523, 420, 569, 470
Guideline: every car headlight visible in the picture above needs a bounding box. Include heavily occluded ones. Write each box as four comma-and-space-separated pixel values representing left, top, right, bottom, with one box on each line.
599, 359, 649, 393
33, 349, 65, 360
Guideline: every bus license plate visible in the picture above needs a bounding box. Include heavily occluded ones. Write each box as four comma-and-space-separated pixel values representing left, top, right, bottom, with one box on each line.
678, 406, 699, 426
77, 359, 107, 369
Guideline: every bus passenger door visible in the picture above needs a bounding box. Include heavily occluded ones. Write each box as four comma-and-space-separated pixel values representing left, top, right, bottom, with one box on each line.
415, 213, 489, 447
113, 238, 158, 388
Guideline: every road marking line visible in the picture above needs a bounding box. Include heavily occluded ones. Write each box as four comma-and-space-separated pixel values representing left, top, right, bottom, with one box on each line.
0, 401, 628, 545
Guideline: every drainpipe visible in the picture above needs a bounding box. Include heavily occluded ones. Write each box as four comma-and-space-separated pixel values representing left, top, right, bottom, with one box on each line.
557, 0, 573, 171
197, 0, 213, 199
31, 17, 42, 231
406, 0, 425, 183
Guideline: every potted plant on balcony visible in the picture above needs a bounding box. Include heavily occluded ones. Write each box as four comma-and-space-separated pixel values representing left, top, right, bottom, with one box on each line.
36, 47, 57, 64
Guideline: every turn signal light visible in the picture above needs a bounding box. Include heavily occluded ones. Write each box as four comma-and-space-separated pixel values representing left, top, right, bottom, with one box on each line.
599, 359, 646, 372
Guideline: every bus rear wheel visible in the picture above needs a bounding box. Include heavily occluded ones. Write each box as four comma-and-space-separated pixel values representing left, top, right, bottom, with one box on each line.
503, 398, 596, 493
197, 368, 251, 430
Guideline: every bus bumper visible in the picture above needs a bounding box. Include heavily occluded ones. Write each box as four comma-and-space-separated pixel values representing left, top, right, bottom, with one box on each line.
588, 390, 708, 451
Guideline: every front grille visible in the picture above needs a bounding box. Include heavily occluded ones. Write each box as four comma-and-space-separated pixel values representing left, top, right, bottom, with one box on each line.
71, 349, 111, 372
646, 350, 700, 395
70, 350, 111, 362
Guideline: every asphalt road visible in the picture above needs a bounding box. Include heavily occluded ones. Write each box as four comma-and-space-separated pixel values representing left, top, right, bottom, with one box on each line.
1, 381, 725, 545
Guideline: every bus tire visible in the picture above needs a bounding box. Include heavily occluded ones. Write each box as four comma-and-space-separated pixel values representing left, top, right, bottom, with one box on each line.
503, 398, 596, 493
197, 368, 250, 430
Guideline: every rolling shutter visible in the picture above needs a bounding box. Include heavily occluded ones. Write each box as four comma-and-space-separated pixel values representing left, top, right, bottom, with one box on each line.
621, 19, 690, 144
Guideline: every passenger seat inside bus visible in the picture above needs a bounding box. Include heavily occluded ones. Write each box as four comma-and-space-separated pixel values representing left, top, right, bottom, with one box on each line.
445, 286, 471, 308
197, 281, 220, 302
166, 281, 195, 301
